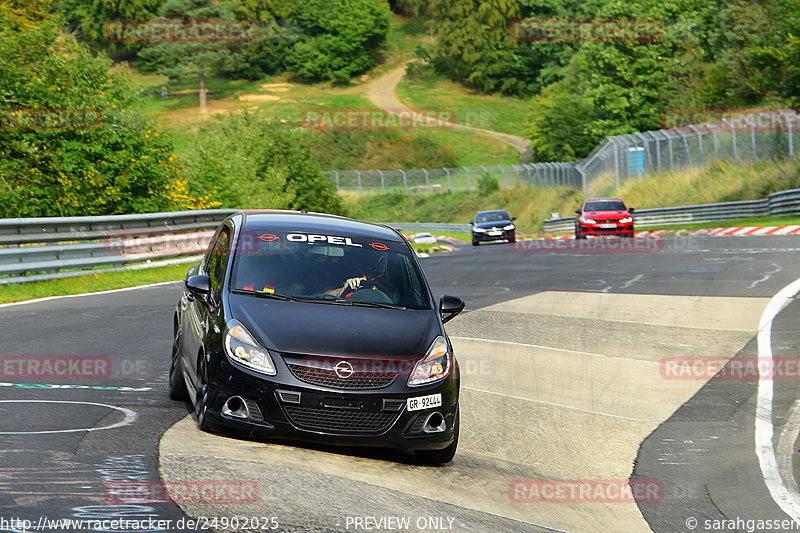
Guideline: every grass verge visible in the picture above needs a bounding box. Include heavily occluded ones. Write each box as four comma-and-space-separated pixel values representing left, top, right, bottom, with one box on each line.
0, 263, 191, 305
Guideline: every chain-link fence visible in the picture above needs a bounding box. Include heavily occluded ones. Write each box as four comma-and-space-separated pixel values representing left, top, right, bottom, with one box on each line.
330, 163, 581, 194
329, 109, 799, 196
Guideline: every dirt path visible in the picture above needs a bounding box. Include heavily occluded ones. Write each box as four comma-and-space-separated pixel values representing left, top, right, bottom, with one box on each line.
365, 62, 531, 155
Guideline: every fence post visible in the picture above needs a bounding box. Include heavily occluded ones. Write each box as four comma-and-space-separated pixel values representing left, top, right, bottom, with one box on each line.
728, 119, 738, 163
400, 170, 408, 196
790, 121, 794, 157
713, 131, 719, 160
378, 169, 385, 193
610, 138, 620, 189
355, 170, 362, 195
497, 165, 505, 187
334, 171, 340, 192
654, 134, 661, 174
690, 126, 703, 167
515, 166, 520, 187
668, 136, 674, 170
443, 168, 451, 191
579, 167, 587, 200
423, 168, 430, 192
751, 120, 757, 160
463, 167, 471, 191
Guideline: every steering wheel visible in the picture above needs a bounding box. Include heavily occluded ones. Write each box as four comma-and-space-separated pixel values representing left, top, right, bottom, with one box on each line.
345, 278, 391, 298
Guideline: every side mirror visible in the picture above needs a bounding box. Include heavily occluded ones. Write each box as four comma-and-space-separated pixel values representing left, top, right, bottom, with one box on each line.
574, 209, 581, 215
185, 274, 211, 302
512, 216, 517, 221
629, 207, 635, 213
439, 295, 465, 324
469, 221, 474, 225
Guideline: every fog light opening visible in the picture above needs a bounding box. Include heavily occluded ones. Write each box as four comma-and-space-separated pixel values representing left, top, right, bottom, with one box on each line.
423, 411, 446, 433
222, 396, 249, 419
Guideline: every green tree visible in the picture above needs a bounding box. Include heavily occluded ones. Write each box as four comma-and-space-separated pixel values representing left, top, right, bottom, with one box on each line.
54, 0, 165, 56
287, 0, 391, 82
138, 0, 243, 111
0, 0, 185, 217
186, 112, 345, 214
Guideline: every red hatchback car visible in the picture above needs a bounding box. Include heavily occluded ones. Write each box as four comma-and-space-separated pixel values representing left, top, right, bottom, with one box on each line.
574, 198, 635, 239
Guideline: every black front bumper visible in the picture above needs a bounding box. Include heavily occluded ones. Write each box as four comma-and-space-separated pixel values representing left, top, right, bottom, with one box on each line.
201, 357, 459, 451
473, 229, 515, 243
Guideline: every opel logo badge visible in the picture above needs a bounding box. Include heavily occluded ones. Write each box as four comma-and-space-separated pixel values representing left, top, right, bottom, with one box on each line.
334, 360, 354, 379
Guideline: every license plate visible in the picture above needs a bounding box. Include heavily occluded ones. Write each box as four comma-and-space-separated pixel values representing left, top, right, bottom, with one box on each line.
487, 231, 502, 236
407, 393, 442, 412
600, 224, 617, 229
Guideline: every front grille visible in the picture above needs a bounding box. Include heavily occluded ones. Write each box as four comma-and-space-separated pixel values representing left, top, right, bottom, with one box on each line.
283, 404, 399, 434
287, 363, 398, 390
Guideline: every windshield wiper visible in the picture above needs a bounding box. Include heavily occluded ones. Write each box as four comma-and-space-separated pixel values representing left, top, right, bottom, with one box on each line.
232, 289, 295, 301
346, 301, 406, 310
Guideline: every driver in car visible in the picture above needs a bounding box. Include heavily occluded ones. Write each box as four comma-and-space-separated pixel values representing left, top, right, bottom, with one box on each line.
324, 252, 388, 299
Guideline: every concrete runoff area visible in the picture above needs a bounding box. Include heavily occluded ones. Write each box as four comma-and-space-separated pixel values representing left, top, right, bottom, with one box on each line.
159, 291, 767, 533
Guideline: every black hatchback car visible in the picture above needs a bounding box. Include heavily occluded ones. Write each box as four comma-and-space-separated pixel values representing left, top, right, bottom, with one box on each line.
470, 210, 516, 246
170, 211, 465, 463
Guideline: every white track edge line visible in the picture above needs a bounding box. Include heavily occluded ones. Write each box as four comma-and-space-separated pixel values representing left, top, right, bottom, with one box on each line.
756, 277, 800, 522
0, 280, 182, 308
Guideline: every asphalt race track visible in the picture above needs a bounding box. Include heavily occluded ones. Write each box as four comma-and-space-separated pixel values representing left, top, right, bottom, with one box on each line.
3, 235, 800, 532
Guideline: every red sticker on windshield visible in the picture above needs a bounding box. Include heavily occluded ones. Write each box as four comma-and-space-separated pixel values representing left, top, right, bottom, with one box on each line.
370, 242, 389, 251
258, 233, 279, 242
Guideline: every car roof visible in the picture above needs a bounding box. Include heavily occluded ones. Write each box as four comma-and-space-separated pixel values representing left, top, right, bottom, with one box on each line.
585, 197, 624, 202
239, 211, 404, 242
476, 209, 509, 215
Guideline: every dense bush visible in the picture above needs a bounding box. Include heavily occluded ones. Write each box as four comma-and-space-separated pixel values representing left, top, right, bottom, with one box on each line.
185, 112, 346, 215
287, 0, 391, 82
0, 1, 189, 217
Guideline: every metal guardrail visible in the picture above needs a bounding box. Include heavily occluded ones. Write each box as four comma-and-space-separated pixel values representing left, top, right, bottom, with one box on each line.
381, 223, 472, 233
4, 188, 798, 285
0, 210, 238, 284
542, 188, 800, 232
0, 211, 470, 284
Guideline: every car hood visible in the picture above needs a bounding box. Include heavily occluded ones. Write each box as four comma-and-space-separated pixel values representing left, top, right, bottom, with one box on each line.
474, 221, 512, 230
229, 293, 438, 357
583, 211, 630, 220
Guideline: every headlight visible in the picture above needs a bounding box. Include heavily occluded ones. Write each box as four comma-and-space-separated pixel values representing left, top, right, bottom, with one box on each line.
224, 319, 276, 376
503, 224, 515, 231
408, 336, 452, 387
619, 216, 633, 224
579, 217, 596, 224
473, 227, 487, 233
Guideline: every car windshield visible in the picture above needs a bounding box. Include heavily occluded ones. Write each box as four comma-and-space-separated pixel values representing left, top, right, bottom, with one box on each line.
230, 229, 431, 310
584, 201, 626, 212
476, 211, 510, 222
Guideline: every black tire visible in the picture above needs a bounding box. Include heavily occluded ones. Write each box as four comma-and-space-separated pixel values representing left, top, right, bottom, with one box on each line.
168, 334, 188, 401
508, 235, 516, 244
471, 239, 479, 246
195, 355, 212, 432
575, 227, 586, 239
415, 407, 459, 465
